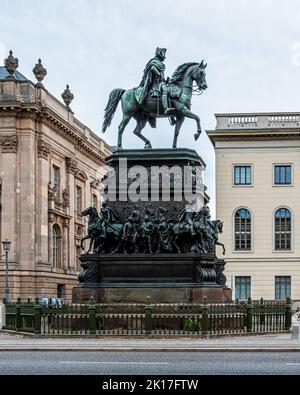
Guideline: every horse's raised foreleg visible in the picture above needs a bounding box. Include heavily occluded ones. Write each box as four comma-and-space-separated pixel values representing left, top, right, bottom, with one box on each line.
118, 115, 131, 149
216, 241, 226, 256
173, 115, 185, 149
133, 118, 152, 149
180, 107, 202, 141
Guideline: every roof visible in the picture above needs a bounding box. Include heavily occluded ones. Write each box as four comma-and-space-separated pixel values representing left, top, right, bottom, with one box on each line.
0, 66, 28, 81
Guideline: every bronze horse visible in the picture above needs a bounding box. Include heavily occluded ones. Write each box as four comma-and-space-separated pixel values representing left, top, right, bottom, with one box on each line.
102, 61, 208, 149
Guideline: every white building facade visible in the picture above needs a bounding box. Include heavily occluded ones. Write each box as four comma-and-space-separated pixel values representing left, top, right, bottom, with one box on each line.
207, 113, 300, 301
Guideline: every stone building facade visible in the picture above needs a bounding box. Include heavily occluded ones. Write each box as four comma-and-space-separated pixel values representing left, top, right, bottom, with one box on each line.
0, 61, 111, 303
207, 113, 300, 301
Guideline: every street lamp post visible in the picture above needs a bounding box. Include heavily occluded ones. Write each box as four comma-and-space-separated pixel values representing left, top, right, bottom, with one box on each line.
2, 240, 11, 303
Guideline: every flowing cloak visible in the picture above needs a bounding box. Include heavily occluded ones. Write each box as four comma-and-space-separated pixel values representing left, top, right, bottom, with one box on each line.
136, 57, 166, 104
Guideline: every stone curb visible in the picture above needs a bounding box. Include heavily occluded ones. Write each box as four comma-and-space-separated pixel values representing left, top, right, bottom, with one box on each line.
0, 347, 300, 352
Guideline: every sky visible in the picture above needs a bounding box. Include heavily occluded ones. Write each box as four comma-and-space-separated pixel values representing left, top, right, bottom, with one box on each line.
1, 0, 300, 216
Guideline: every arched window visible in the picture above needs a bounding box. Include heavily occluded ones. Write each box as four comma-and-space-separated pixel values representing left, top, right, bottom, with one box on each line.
235, 209, 251, 251
53, 225, 62, 268
275, 208, 292, 250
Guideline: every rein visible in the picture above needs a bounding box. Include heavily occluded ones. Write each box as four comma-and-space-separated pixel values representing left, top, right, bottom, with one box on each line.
175, 81, 204, 96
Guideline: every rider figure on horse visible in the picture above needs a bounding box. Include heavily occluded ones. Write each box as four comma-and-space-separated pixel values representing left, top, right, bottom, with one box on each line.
137, 47, 173, 115
99, 202, 119, 240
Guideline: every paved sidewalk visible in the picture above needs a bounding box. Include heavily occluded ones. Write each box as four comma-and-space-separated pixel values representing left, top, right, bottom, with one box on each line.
0, 332, 299, 352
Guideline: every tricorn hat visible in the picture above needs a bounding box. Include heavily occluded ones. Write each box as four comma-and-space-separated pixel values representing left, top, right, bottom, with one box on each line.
155, 47, 167, 58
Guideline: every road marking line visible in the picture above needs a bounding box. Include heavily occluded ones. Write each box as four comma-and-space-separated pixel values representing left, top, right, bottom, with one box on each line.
60, 361, 170, 365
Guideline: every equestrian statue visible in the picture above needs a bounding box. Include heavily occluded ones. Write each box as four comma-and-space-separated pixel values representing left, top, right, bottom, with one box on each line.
102, 47, 208, 149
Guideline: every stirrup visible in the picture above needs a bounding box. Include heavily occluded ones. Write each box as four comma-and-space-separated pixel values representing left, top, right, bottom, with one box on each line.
164, 107, 175, 115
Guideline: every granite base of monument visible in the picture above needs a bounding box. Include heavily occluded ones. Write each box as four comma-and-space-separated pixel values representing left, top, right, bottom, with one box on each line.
72, 285, 232, 304
72, 253, 232, 304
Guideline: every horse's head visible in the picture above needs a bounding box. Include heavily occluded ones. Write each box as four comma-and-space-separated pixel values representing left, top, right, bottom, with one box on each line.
193, 60, 208, 92
215, 220, 224, 234
82, 206, 98, 218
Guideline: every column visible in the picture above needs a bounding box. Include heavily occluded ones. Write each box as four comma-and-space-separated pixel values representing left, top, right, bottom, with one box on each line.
18, 125, 36, 270
36, 138, 51, 265
0, 135, 18, 263
66, 158, 77, 269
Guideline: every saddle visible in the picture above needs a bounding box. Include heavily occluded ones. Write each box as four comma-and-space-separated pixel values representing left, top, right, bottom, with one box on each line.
134, 84, 182, 104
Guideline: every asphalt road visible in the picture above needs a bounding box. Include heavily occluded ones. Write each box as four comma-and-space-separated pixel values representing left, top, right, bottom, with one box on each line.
0, 351, 300, 375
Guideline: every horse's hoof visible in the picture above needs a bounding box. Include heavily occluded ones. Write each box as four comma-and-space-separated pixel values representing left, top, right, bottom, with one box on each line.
194, 132, 201, 141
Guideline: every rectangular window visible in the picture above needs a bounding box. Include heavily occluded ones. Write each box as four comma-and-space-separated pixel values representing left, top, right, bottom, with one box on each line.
52, 165, 60, 190
274, 165, 292, 185
235, 277, 251, 300
275, 277, 291, 300
234, 166, 252, 185
92, 193, 98, 210
76, 186, 82, 213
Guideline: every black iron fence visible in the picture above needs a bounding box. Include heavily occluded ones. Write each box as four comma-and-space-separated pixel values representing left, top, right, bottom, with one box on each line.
3, 297, 292, 336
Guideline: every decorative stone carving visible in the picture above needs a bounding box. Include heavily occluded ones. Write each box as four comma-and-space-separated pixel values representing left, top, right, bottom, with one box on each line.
62, 188, 70, 208
215, 260, 227, 287
63, 218, 70, 228
48, 182, 57, 201
0, 135, 18, 153
90, 179, 101, 188
48, 212, 56, 224
66, 157, 79, 175
37, 139, 50, 159
4, 50, 19, 78
61, 85, 74, 110
33, 59, 47, 88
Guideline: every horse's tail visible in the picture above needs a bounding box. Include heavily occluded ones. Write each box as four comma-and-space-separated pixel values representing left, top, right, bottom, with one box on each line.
102, 88, 125, 133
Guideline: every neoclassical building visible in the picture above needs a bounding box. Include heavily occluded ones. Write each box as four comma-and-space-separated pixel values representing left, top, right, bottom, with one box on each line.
207, 113, 300, 300
0, 55, 111, 303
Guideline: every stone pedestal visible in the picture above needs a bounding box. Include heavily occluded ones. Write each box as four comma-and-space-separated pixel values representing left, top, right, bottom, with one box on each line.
105, 148, 206, 223
72, 253, 232, 304
73, 148, 232, 304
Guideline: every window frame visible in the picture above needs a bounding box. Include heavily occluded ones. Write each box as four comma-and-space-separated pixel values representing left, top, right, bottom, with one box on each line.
233, 208, 253, 252
273, 164, 293, 187
52, 224, 62, 269
76, 185, 83, 214
232, 164, 253, 187
235, 276, 251, 301
275, 276, 291, 301
273, 207, 293, 252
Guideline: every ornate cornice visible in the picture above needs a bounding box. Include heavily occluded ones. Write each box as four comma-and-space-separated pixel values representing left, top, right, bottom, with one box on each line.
207, 129, 300, 146
37, 138, 51, 159
0, 135, 18, 153
0, 102, 108, 164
